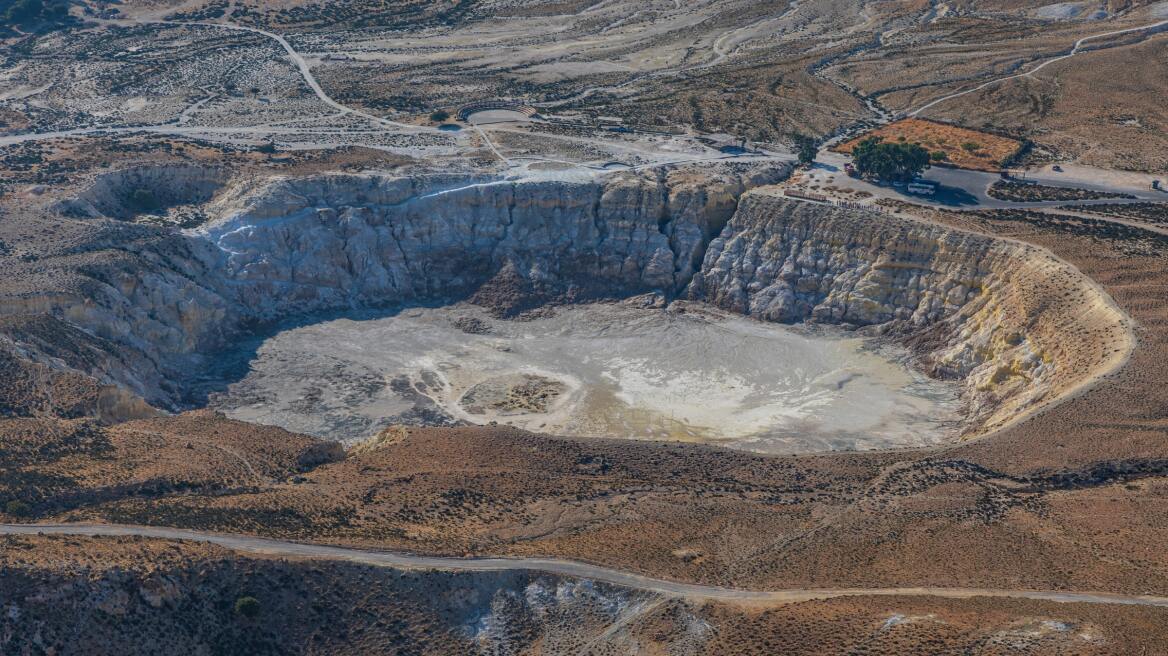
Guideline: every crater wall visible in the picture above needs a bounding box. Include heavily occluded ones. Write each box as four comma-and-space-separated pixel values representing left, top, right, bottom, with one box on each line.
202, 165, 777, 320
0, 164, 785, 410
0, 166, 1133, 440
689, 194, 1134, 435
57, 165, 229, 220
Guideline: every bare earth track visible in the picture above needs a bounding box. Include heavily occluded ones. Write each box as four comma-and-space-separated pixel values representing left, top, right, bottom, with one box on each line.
6, 522, 1168, 609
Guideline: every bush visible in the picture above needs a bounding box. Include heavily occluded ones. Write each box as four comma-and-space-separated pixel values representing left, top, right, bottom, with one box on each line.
851, 137, 931, 183
256, 141, 277, 154
234, 596, 261, 618
930, 150, 948, 162
4, 500, 30, 516
3, 0, 71, 31
961, 141, 981, 152
127, 188, 160, 213
429, 110, 450, 122
4, 0, 45, 23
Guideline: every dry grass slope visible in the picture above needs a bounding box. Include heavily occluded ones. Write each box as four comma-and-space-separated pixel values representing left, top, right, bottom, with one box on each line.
835, 119, 1022, 171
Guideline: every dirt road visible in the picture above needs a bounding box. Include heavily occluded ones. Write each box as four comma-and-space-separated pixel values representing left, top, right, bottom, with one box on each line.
5, 523, 1168, 608
134, 18, 427, 133
910, 17, 1168, 116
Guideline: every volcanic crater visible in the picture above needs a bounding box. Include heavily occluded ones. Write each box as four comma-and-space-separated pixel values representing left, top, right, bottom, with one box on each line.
4, 161, 1134, 454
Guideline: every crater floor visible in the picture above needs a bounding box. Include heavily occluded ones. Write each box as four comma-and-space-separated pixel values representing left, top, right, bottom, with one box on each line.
211, 302, 961, 453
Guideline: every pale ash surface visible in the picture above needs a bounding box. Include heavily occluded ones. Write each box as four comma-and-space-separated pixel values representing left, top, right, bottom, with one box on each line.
211, 303, 960, 452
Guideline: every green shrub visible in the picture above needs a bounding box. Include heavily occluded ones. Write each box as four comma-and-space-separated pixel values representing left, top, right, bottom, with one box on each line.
961, 141, 981, 152
429, 110, 450, 122
127, 188, 160, 212
234, 596, 261, 618
4, 0, 70, 25
930, 150, 948, 161
4, 500, 30, 516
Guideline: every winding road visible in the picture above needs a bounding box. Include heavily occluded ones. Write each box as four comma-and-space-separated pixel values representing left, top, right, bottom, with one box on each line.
134, 18, 427, 133
910, 17, 1168, 116
0, 18, 435, 148
5, 523, 1168, 609
0, 17, 800, 172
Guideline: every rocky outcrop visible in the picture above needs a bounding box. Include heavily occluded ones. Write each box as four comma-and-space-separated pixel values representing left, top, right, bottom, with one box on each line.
0, 538, 669, 656
689, 194, 1133, 435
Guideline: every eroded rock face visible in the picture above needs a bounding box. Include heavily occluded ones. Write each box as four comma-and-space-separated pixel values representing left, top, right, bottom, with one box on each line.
0, 166, 1132, 439
691, 196, 1005, 325
202, 165, 778, 320
0, 164, 785, 410
689, 195, 1133, 435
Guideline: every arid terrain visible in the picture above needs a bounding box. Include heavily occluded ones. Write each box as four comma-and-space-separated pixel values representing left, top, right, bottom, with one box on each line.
2, 0, 1168, 654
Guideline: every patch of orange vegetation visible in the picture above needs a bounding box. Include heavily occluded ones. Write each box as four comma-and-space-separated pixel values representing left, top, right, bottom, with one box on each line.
835, 118, 1022, 172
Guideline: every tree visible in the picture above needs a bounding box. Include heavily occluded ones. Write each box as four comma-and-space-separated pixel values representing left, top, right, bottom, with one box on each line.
3, 0, 70, 27
45, 0, 68, 20
128, 188, 160, 213
429, 110, 450, 122
234, 596, 261, 618
3, 0, 44, 24
792, 133, 818, 166
851, 137, 931, 183
4, 500, 29, 516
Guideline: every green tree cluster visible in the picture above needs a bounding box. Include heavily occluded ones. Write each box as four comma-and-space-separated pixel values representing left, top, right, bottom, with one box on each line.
3, 0, 70, 27
851, 137, 931, 183
4, 499, 30, 516
792, 134, 818, 166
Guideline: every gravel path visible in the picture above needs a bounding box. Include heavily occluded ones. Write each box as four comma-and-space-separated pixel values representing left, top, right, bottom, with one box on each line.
5, 523, 1168, 608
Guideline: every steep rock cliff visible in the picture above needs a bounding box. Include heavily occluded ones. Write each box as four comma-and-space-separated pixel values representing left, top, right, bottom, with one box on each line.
202, 165, 780, 319
0, 166, 1130, 439
0, 163, 787, 410
689, 193, 1133, 435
